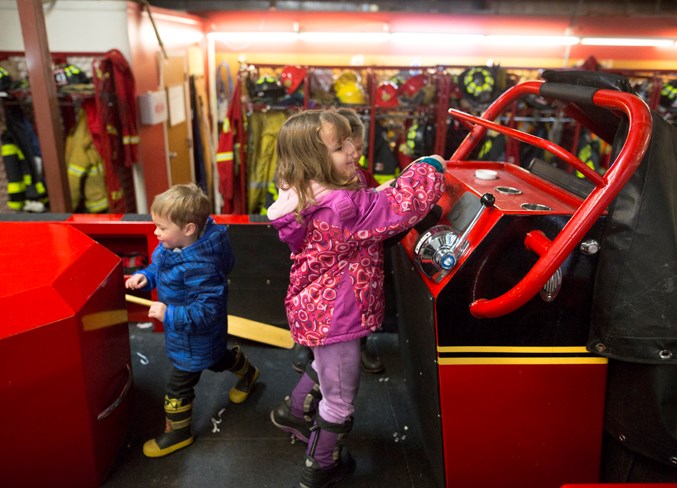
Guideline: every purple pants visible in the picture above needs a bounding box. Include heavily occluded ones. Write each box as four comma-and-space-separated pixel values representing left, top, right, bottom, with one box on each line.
311, 338, 361, 424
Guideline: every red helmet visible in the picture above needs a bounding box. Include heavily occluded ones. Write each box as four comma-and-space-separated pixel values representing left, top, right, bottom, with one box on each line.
280, 66, 306, 95
375, 81, 398, 108
399, 74, 427, 98
399, 74, 428, 104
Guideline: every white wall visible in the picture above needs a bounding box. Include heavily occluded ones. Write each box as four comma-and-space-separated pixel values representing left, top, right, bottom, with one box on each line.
0, 1, 131, 59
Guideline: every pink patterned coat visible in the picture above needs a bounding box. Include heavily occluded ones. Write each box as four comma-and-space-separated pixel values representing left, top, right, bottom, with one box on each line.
268, 162, 445, 347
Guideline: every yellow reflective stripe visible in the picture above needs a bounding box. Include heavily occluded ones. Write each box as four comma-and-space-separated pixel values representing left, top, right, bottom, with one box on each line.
123, 135, 140, 145
439, 357, 607, 365
2, 143, 24, 158
437, 345, 607, 365
7, 181, 25, 193
576, 145, 596, 178
68, 164, 87, 176
358, 155, 368, 169
248, 181, 269, 189
267, 180, 278, 200
86, 198, 109, 212
439, 346, 590, 353
662, 84, 677, 98
64, 65, 82, 76
216, 151, 233, 162
22, 174, 33, 185
87, 163, 104, 175
110, 190, 123, 201
34, 182, 47, 195
478, 139, 492, 159
7, 201, 23, 210
222, 119, 231, 133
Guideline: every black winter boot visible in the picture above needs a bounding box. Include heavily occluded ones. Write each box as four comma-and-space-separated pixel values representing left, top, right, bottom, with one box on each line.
271, 366, 322, 443
299, 416, 355, 488
292, 343, 314, 373
271, 395, 313, 443
143, 396, 194, 458
360, 336, 385, 374
228, 346, 260, 403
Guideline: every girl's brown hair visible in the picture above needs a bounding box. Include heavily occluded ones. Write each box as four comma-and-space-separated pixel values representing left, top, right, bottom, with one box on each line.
151, 183, 211, 232
276, 110, 360, 218
336, 107, 365, 141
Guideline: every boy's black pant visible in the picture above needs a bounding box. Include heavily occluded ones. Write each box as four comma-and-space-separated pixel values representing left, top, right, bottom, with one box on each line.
166, 348, 237, 401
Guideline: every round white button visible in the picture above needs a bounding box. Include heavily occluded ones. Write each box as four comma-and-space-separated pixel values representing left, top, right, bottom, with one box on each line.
475, 169, 498, 180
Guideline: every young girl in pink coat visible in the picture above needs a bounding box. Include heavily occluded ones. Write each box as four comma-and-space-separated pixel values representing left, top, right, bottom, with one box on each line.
267, 109, 445, 488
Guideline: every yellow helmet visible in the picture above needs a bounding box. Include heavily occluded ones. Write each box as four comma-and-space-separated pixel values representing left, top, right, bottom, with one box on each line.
336, 80, 366, 105
333, 71, 360, 92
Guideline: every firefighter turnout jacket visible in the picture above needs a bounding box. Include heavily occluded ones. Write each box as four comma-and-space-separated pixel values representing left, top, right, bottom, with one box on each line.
92, 49, 140, 212
1, 107, 48, 212
65, 107, 109, 213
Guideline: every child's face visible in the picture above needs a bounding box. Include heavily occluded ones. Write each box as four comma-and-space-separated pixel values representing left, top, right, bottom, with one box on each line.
321, 122, 356, 179
349, 135, 364, 162
151, 212, 194, 250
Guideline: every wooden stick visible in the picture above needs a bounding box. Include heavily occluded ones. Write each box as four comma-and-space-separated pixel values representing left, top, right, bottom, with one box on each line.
125, 294, 293, 349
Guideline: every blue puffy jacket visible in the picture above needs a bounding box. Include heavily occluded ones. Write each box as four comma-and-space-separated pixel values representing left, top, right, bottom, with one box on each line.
136, 217, 235, 372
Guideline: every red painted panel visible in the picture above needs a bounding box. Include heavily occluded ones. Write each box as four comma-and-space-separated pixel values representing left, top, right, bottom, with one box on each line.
0, 223, 132, 487
438, 363, 607, 488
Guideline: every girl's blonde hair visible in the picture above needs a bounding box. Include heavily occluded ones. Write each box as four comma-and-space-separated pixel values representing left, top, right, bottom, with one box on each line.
151, 183, 211, 232
276, 110, 360, 218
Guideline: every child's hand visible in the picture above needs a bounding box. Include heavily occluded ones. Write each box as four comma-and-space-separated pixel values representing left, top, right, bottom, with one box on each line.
148, 301, 167, 323
125, 273, 148, 290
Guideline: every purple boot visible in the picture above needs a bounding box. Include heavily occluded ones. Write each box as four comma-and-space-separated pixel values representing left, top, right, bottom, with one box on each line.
299, 416, 354, 488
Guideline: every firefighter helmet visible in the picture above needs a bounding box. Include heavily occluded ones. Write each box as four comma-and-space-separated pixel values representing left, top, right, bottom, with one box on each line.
460, 66, 496, 104
399, 74, 428, 105
333, 70, 361, 93
280, 65, 306, 95
53, 63, 90, 86
375, 81, 399, 108
336, 80, 366, 105
252, 75, 286, 103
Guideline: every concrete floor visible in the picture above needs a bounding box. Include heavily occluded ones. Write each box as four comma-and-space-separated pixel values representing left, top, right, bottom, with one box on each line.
101, 325, 438, 488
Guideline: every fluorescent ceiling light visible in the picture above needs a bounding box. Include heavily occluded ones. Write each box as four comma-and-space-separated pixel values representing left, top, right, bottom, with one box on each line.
206, 31, 675, 48
391, 33, 485, 44
581, 37, 674, 47
207, 32, 299, 42
298, 32, 391, 43
486, 35, 580, 46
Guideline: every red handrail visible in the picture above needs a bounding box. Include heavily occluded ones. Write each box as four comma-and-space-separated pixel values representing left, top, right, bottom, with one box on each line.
448, 82, 653, 318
